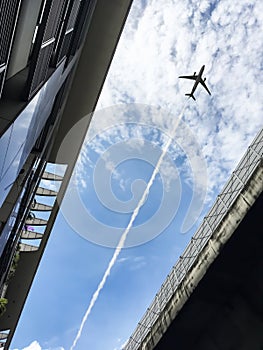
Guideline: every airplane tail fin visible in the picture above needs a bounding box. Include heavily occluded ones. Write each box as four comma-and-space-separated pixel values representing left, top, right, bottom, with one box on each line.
185, 93, 196, 101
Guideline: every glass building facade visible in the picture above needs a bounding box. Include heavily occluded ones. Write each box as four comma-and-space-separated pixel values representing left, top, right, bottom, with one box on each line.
0, 1, 133, 347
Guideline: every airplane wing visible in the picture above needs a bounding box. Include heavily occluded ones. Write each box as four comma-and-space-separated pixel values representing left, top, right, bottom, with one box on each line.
179, 75, 197, 80
200, 79, 211, 95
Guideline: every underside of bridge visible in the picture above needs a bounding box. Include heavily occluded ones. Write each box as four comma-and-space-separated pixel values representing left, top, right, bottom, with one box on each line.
154, 190, 263, 350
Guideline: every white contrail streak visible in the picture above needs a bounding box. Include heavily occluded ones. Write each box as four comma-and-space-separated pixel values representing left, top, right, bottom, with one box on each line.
70, 102, 188, 350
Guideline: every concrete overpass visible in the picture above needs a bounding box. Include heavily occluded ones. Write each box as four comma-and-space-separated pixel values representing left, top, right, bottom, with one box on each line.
124, 128, 263, 350
0, 1, 133, 348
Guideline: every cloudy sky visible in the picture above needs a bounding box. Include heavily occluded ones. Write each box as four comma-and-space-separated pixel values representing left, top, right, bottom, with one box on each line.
11, 0, 262, 349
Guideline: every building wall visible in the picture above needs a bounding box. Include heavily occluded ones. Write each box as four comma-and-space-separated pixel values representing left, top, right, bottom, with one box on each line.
0, 1, 133, 348
0, 0, 98, 343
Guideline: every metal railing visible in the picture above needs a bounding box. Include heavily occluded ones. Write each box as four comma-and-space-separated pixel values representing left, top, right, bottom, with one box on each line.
124, 128, 263, 350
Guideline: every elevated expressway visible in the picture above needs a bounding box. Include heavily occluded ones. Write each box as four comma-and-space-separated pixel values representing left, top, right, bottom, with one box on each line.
125, 128, 263, 350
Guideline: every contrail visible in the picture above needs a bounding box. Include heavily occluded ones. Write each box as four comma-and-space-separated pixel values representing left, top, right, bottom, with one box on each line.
70, 102, 188, 350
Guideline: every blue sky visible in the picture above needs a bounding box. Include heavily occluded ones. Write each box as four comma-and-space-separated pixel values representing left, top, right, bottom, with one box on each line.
11, 0, 263, 349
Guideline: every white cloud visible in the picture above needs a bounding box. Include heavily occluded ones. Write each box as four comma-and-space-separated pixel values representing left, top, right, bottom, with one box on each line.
20, 341, 41, 350
113, 338, 128, 350
68, 0, 263, 252
117, 255, 147, 271
12, 342, 65, 350
64, 1, 263, 348
117, 257, 129, 264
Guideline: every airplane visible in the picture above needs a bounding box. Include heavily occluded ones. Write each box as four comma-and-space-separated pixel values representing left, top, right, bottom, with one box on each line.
179, 65, 211, 100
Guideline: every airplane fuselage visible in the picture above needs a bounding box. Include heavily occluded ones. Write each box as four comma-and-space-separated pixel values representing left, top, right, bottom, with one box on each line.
190, 65, 205, 95
179, 65, 211, 101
